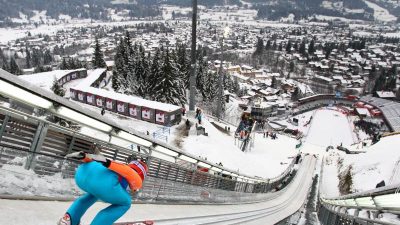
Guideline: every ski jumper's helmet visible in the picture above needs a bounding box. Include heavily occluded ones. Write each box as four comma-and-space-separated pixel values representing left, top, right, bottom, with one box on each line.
128, 160, 148, 181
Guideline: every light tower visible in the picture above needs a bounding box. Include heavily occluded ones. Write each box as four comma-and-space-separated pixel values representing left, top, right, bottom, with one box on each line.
189, 0, 198, 111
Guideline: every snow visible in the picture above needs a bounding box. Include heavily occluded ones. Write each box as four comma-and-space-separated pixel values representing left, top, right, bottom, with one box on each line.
74, 69, 106, 90
320, 152, 341, 198
0, 19, 165, 44
364, 0, 397, 22
73, 102, 178, 146
19, 69, 86, 91
10, 12, 29, 24
182, 117, 299, 178
58, 14, 72, 21
343, 135, 400, 192
312, 15, 365, 23
0, 157, 81, 198
305, 108, 355, 148
111, 0, 136, 4
76, 86, 181, 112
320, 135, 400, 197
0, 155, 316, 225
276, 110, 315, 135
63, 79, 85, 98
317, 119, 400, 197
29, 10, 48, 23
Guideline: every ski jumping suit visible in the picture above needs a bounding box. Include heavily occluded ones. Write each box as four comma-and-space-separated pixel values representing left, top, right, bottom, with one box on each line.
67, 159, 146, 225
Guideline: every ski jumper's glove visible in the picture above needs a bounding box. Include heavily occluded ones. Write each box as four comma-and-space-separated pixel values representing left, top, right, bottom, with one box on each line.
65, 151, 111, 166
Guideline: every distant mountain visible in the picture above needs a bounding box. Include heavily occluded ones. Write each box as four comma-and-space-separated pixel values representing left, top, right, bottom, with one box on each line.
248, 0, 398, 22
0, 0, 397, 27
0, 0, 160, 27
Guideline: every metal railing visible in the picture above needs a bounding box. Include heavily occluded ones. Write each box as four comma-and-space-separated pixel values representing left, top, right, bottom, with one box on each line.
0, 69, 286, 185
318, 203, 397, 225
318, 180, 400, 224
0, 104, 301, 203
0, 68, 303, 203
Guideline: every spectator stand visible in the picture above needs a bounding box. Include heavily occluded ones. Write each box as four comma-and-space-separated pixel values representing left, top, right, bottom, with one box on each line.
360, 96, 400, 133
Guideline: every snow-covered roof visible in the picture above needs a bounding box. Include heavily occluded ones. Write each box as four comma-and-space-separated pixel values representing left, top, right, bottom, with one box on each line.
76, 86, 181, 112
355, 108, 370, 116
376, 91, 395, 98
74, 69, 106, 90
19, 69, 86, 90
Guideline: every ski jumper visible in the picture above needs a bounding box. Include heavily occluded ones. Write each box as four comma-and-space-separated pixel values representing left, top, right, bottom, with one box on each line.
67, 159, 146, 225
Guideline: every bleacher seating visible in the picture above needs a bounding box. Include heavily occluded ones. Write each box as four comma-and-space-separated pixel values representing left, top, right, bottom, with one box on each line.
361, 96, 400, 132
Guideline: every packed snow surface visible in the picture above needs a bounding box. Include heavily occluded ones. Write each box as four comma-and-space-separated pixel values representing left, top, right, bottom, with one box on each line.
182, 117, 299, 178
305, 108, 355, 148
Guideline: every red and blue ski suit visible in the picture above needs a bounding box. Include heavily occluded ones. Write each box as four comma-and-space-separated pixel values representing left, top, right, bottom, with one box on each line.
67, 158, 147, 225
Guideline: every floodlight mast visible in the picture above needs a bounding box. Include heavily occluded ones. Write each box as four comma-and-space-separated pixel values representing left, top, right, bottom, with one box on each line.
189, 0, 198, 111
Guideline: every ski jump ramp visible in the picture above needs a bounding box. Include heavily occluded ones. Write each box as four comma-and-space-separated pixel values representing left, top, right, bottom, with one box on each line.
0, 155, 316, 225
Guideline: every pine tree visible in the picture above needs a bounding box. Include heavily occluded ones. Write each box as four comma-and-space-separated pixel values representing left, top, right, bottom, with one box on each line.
272, 41, 277, 50
291, 87, 300, 101
142, 52, 152, 97
126, 52, 138, 95
293, 42, 299, 52
60, 58, 68, 70
299, 41, 306, 56
51, 79, 65, 97
202, 71, 218, 102
43, 49, 52, 65
135, 44, 147, 97
68, 58, 76, 69
308, 39, 315, 55
271, 76, 277, 88
91, 37, 106, 69
233, 76, 240, 95
9, 57, 22, 75
148, 48, 162, 100
25, 47, 31, 68
253, 37, 264, 56
286, 41, 292, 53
0, 49, 6, 68
76, 60, 84, 69
112, 38, 127, 92
153, 48, 186, 106
176, 44, 190, 88
223, 74, 235, 93
31, 48, 42, 67
265, 39, 271, 50
2, 63, 9, 72
196, 54, 208, 98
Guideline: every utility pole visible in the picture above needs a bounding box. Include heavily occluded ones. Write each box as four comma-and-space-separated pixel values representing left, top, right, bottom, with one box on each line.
189, 0, 198, 111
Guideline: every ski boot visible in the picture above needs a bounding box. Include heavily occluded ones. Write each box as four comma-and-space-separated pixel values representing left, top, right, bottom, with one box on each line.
57, 213, 71, 225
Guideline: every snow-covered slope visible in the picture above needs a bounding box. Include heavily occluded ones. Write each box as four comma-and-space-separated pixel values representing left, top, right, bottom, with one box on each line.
364, 0, 397, 22
345, 135, 400, 191
322, 134, 400, 197
305, 108, 355, 148
183, 117, 299, 178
